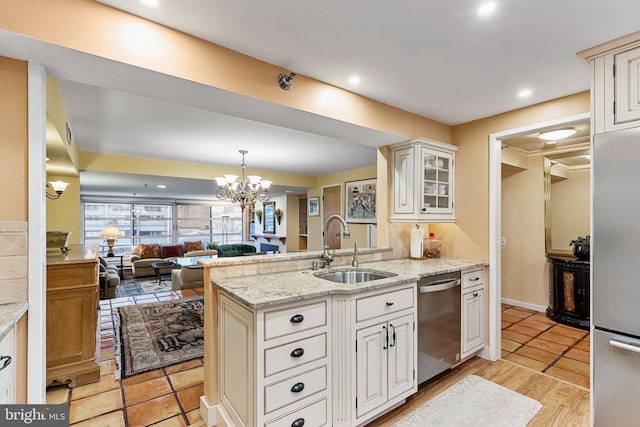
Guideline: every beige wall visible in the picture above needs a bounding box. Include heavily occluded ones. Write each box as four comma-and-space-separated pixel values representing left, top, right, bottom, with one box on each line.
501, 156, 547, 306
0, 56, 28, 221
551, 168, 590, 250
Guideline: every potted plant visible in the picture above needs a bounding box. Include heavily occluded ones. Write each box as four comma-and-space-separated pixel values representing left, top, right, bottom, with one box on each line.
570, 235, 590, 260
206, 242, 220, 250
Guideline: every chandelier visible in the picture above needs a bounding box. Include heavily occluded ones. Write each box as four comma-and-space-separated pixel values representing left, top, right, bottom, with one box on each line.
215, 150, 271, 210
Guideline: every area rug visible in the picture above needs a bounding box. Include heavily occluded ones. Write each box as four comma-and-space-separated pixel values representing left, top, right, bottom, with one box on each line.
391, 375, 542, 427
115, 279, 172, 298
115, 296, 204, 379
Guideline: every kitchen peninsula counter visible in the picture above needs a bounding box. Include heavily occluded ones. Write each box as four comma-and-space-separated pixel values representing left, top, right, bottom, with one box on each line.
211, 257, 487, 309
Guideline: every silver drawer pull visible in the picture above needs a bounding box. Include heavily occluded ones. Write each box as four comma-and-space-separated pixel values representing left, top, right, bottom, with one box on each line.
290, 314, 304, 323
0, 356, 11, 371
610, 339, 640, 354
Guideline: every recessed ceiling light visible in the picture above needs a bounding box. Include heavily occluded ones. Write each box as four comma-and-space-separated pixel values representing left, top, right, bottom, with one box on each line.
478, 2, 497, 16
518, 88, 532, 98
539, 128, 579, 141
157, 184, 167, 189
141, 0, 159, 7
349, 75, 361, 85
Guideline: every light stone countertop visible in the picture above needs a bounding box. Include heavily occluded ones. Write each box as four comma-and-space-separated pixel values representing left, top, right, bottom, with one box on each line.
0, 302, 28, 342
213, 258, 487, 309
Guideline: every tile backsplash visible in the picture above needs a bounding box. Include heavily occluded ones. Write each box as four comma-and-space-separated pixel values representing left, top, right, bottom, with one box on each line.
0, 221, 28, 304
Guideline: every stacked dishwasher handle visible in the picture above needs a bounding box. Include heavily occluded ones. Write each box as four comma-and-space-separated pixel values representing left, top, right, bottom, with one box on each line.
419, 278, 461, 293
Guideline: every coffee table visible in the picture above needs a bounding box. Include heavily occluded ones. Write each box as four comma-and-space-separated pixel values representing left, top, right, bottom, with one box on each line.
151, 261, 181, 284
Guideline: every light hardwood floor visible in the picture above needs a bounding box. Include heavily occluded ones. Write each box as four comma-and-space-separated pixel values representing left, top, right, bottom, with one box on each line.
369, 357, 590, 426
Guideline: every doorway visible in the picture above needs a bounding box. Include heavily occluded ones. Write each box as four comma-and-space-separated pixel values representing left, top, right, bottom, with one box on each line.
488, 112, 591, 361
322, 184, 341, 249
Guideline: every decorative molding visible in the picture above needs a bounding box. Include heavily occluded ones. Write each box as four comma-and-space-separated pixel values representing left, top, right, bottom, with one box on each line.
501, 298, 546, 313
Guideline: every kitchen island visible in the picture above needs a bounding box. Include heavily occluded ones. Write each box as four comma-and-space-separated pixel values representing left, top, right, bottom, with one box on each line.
199, 250, 487, 427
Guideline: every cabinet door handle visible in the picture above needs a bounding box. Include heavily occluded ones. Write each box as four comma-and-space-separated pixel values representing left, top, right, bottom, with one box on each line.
0, 356, 10, 371
290, 314, 304, 323
385, 301, 394, 307
290, 382, 305, 393
470, 277, 480, 281
290, 348, 305, 358
389, 324, 396, 347
382, 325, 388, 349
291, 418, 305, 427
473, 292, 479, 297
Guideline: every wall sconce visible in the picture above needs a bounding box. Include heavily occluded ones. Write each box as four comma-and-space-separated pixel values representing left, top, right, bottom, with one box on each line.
274, 208, 283, 226
278, 72, 296, 90
100, 224, 122, 257
46, 181, 70, 200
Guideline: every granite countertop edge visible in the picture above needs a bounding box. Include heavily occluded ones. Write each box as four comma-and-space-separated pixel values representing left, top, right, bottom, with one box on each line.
214, 258, 488, 310
0, 302, 28, 342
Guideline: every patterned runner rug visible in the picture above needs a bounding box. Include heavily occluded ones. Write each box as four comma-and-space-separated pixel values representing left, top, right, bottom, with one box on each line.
391, 375, 542, 427
115, 279, 172, 297
115, 296, 204, 378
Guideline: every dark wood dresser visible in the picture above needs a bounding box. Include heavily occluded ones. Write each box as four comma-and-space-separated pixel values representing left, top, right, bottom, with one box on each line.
546, 255, 590, 330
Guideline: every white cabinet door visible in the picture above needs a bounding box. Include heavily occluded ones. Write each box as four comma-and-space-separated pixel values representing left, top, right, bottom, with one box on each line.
356, 323, 388, 418
461, 287, 485, 357
420, 148, 454, 215
615, 46, 640, 125
387, 314, 414, 401
393, 146, 415, 215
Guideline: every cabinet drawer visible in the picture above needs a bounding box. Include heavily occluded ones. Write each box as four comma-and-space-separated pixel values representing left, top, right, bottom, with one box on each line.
265, 398, 327, 427
264, 333, 327, 378
264, 365, 327, 414
264, 301, 327, 341
462, 268, 485, 289
356, 287, 414, 323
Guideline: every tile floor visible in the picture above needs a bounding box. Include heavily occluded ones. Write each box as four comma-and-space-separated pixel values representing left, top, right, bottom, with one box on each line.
46, 287, 207, 427
501, 304, 590, 389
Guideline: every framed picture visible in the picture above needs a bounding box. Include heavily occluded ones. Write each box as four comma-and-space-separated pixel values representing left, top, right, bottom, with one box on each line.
308, 197, 320, 217
345, 178, 376, 223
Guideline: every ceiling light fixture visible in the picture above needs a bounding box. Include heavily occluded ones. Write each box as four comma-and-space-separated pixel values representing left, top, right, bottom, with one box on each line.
140, 0, 159, 7
349, 75, 361, 85
539, 128, 579, 141
46, 181, 70, 200
277, 72, 296, 90
215, 150, 271, 211
478, 2, 497, 16
518, 88, 532, 98
157, 184, 166, 189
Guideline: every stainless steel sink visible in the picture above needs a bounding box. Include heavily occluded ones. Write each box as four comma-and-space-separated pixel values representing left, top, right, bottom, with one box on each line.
313, 268, 397, 284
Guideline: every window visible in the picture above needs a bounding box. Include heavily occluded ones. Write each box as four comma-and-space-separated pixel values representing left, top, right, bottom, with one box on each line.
83, 200, 243, 256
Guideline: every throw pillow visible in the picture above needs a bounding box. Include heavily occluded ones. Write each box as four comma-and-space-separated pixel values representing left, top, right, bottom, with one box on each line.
139, 243, 160, 259
162, 245, 182, 258
184, 240, 203, 252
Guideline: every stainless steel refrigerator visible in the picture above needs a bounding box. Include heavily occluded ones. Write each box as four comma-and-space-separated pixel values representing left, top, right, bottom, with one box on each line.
593, 127, 640, 426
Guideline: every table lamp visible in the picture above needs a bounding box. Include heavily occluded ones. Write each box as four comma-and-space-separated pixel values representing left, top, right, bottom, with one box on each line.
100, 225, 122, 257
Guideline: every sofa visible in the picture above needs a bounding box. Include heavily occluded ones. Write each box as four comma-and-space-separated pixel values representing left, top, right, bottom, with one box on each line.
216, 244, 258, 257
99, 257, 120, 299
130, 242, 218, 278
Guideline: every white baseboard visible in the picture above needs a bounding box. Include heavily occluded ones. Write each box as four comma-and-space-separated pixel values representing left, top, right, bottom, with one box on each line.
200, 396, 233, 427
501, 298, 546, 313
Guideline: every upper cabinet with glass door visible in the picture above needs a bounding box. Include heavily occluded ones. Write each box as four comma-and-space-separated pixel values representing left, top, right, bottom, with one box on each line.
391, 138, 458, 223
578, 32, 640, 134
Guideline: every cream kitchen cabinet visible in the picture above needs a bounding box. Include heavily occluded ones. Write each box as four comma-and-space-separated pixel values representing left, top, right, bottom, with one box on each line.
391, 138, 457, 223
218, 295, 331, 427
579, 32, 640, 134
0, 327, 15, 405
461, 268, 486, 358
332, 284, 416, 427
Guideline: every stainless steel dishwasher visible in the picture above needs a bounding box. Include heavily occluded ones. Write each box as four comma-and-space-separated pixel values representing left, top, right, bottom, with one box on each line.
417, 271, 461, 385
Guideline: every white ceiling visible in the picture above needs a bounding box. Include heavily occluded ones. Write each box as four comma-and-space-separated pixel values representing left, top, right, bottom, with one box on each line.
4, 1, 639, 197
